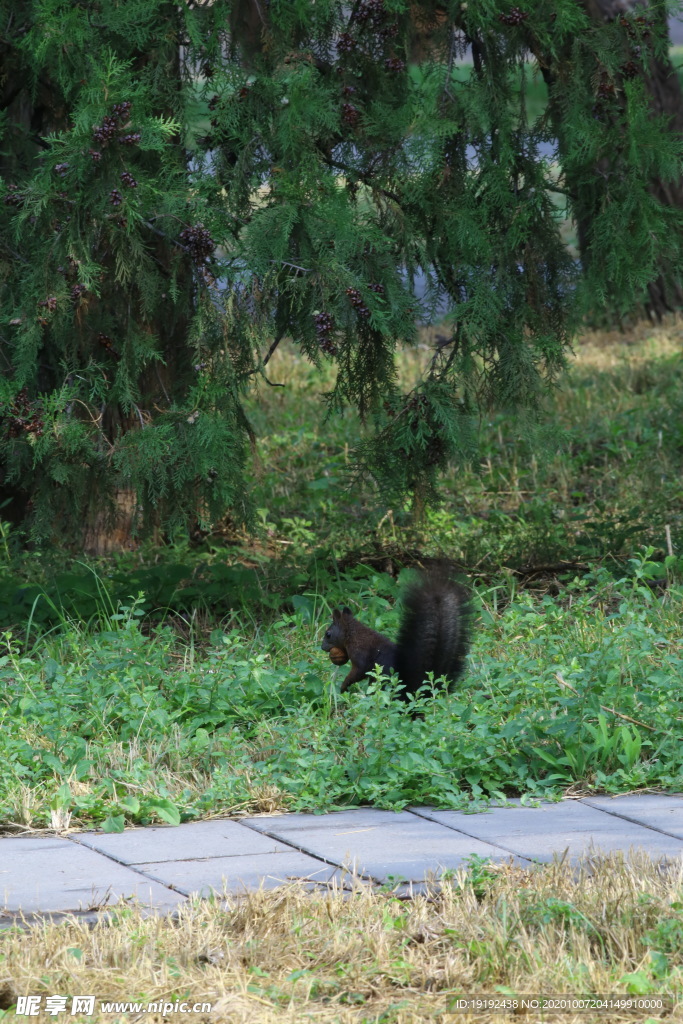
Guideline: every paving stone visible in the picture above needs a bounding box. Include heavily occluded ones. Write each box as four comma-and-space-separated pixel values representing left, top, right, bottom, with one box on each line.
140, 849, 346, 897
245, 809, 404, 835
582, 794, 683, 839
506, 830, 683, 863
0, 909, 106, 931
0, 836, 183, 914
413, 803, 683, 862
4, 797, 683, 919
412, 800, 635, 839
74, 818, 294, 864
244, 809, 513, 882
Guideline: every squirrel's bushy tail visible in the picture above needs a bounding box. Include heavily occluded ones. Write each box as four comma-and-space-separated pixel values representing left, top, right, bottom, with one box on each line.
394, 564, 471, 698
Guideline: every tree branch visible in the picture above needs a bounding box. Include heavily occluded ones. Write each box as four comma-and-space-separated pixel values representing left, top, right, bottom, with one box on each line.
322, 157, 403, 205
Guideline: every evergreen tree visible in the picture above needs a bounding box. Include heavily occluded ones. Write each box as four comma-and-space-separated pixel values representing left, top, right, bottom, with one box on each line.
1, 1, 681, 544
532, 0, 683, 320
0, 0, 250, 547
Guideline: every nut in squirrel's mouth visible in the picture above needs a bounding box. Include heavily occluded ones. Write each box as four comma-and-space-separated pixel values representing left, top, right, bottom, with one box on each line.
328, 646, 348, 665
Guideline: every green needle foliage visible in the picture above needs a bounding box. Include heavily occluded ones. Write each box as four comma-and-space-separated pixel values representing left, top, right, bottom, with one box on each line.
0, 1, 680, 541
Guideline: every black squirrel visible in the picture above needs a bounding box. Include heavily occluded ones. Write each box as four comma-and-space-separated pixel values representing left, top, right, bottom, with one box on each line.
321, 565, 471, 699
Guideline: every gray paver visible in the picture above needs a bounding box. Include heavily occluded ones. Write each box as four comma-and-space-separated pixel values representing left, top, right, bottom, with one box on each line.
141, 849, 346, 897
0, 836, 183, 914
3, 797, 683, 917
412, 800, 638, 838
582, 794, 683, 839
413, 801, 683, 862
243, 809, 515, 881
501, 829, 683, 863
75, 818, 294, 864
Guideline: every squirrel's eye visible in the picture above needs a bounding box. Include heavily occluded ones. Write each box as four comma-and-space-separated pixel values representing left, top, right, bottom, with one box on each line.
325, 630, 330, 638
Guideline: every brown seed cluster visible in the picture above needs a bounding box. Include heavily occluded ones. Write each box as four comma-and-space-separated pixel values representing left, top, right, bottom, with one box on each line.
92, 101, 133, 146
617, 13, 653, 79
91, 100, 139, 149
498, 7, 528, 25
357, 0, 386, 25
3, 185, 22, 207
337, 32, 356, 55
346, 287, 370, 318
179, 223, 216, 265
4, 388, 45, 439
342, 103, 360, 127
619, 13, 653, 40
596, 70, 615, 99
97, 333, 120, 359
314, 311, 336, 356
336, 0, 401, 129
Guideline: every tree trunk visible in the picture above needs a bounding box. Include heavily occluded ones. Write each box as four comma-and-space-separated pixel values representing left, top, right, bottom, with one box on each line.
81, 490, 140, 556
1, 9, 194, 551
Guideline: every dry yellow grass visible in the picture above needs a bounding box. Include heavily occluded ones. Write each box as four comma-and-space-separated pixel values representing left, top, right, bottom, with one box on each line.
2, 853, 682, 1022
249, 316, 683, 439
569, 318, 683, 371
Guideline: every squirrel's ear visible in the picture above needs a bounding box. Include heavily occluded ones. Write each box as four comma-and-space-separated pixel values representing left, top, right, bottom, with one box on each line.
342, 606, 352, 616
332, 608, 342, 621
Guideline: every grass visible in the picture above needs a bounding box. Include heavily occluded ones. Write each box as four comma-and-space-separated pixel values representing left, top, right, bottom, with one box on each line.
1, 321, 683, 831
1, 556, 682, 831
1, 855, 682, 1022
244, 317, 683, 569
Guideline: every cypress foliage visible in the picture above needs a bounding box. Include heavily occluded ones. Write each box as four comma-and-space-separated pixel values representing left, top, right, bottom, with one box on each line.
0, 1, 680, 540
0, 0, 251, 543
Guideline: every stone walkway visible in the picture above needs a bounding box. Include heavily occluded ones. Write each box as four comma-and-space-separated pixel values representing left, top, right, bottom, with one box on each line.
2, 795, 682, 926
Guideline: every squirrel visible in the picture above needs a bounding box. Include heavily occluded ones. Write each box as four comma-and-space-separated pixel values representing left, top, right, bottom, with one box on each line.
321, 565, 471, 699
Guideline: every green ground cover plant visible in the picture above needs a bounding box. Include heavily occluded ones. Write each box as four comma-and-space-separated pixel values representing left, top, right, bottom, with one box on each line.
1, 554, 681, 831
1, 323, 682, 832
